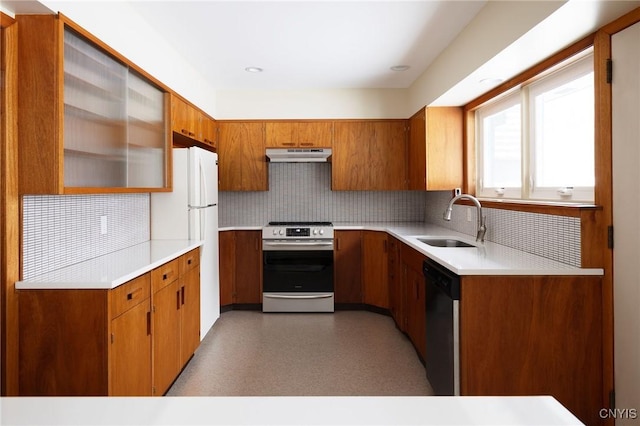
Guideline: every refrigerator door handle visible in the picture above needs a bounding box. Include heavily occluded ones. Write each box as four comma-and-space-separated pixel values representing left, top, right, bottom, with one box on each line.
188, 203, 217, 209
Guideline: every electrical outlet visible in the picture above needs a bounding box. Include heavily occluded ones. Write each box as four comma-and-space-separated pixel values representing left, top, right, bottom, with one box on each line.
100, 215, 108, 235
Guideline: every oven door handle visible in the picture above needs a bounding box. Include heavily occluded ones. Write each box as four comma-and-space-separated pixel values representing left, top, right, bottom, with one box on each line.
263, 294, 333, 300
262, 241, 334, 251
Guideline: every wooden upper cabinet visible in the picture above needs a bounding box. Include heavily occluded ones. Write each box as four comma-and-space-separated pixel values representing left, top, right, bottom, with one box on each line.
265, 121, 333, 148
218, 121, 268, 191
332, 120, 407, 190
170, 94, 217, 151
408, 107, 463, 190
16, 14, 171, 194
171, 94, 201, 141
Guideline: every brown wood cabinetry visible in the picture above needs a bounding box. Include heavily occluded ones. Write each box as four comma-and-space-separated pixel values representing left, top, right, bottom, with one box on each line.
460, 275, 603, 426
265, 121, 332, 148
171, 94, 217, 150
362, 231, 389, 309
152, 248, 201, 395
401, 242, 426, 361
334, 230, 363, 304
16, 14, 170, 194
387, 236, 403, 328
332, 120, 408, 190
219, 230, 262, 306
18, 274, 153, 396
17, 248, 202, 397
218, 122, 268, 191
408, 107, 463, 190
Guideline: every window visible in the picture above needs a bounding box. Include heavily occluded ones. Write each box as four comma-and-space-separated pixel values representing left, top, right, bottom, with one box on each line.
476, 49, 594, 203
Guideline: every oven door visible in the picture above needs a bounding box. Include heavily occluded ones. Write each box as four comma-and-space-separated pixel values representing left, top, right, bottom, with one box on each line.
262, 240, 334, 312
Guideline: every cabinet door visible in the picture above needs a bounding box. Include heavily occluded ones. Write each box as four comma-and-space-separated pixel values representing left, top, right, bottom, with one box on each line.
362, 231, 389, 308
234, 231, 262, 304
297, 122, 333, 148
111, 299, 152, 396
370, 121, 408, 190
265, 122, 296, 148
409, 107, 463, 190
202, 116, 217, 149
332, 122, 371, 190
334, 230, 362, 304
218, 122, 267, 191
219, 231, 236, 307
153, 279, 182, 395
180, 267, 200, 365
388, 237, 403, 329
404, 263, 426, 360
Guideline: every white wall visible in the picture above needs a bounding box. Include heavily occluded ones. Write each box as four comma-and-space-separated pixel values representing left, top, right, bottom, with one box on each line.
214, 88, 409, 119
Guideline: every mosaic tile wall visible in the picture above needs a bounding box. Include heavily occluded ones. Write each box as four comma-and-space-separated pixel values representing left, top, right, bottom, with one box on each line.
22, 194, 150, 279
219, 163, 427, 226
424, 191, 582, 266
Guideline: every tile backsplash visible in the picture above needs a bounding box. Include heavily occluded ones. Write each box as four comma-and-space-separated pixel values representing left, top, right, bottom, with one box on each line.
22, 194, 149, 279
424, 191, 582, 267
219, 163, 427, 226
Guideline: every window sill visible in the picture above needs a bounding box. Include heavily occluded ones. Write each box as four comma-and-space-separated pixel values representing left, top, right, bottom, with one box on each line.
462, 198, 601, 217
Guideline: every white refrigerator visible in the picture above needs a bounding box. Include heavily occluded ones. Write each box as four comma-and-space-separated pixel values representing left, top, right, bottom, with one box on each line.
151, 147, 219, 340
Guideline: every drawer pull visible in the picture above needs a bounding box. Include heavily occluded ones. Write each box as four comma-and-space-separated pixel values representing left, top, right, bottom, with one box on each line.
177, 290, 181, 310
181, 286, 185, 306
188, 259, 192, 265
163, 273, 168, 280
126, 287, 142, 300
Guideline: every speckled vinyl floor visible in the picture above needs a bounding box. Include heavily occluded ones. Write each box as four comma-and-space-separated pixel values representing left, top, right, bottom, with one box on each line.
167, 310, 433, 396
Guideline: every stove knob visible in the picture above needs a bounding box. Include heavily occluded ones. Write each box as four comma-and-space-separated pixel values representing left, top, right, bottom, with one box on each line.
313, 229, 318, 235
279, 229, 284, 236
319, 229, 324, 235
272, 229, 277, 235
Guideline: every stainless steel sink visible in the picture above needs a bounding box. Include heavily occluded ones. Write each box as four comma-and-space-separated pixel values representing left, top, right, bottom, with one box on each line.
417, 238, 475, 248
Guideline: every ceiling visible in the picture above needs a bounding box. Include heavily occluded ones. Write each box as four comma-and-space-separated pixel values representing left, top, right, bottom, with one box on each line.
4, 0, 640, 107
126, 1, 486, 91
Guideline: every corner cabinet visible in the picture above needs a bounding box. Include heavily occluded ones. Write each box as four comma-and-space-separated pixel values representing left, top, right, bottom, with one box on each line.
16, 14, 171, 194
408, 107, 463, 190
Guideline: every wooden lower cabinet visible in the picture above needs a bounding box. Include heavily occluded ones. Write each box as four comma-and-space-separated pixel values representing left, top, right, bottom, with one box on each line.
152, 249, 201, 395
334, 230, 362, 304
362, 231, 389, 309
219, 230, 262, 306
387, 236, 403, 328
18, 250, 200, 396
400, 242, 426, 361
460, 275, 603, 426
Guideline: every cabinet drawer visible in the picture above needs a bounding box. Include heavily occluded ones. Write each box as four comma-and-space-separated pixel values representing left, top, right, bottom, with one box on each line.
152, 258, 181, 293
111, 274, 151, 319
180, 248, 200, 275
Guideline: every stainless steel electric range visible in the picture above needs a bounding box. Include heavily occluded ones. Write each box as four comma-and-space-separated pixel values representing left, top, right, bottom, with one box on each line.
262, 222, 334, 313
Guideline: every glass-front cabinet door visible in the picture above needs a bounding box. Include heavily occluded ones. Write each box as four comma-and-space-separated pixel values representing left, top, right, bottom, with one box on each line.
63, 28, 167, 189
16, 14, 170, 194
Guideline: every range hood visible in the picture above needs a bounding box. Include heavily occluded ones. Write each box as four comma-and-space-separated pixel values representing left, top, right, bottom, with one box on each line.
266, 148, 332, 163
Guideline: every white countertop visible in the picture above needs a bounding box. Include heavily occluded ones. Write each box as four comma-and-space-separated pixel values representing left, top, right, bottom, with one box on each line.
0, 396, 584, 425
15, 240, 203, 290
221, 221, 603, 276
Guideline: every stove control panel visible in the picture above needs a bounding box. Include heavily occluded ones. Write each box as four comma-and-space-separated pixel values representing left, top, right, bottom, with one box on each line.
263, 223, 333, 240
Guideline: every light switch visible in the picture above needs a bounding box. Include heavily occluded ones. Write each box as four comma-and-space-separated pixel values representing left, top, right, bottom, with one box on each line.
100, 215, 108, 235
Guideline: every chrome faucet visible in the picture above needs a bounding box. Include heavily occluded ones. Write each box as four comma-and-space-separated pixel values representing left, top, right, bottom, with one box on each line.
443, 193, 487, 243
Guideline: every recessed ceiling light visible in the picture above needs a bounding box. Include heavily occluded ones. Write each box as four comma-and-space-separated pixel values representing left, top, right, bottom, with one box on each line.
390, 65, 410, 72
245, 67, 263, 73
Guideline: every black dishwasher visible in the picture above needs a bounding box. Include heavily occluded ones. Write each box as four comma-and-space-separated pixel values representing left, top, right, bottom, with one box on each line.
423, 258, 461, 396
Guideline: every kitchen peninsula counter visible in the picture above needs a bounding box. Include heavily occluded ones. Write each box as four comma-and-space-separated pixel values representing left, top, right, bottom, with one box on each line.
15, 240, 203, 290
